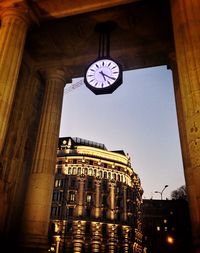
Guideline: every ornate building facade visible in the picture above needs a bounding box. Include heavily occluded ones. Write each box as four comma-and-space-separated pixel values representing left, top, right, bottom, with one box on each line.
49, 137, 143, 253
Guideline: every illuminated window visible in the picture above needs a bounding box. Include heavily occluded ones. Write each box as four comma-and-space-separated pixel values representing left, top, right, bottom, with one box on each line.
157, 226, 160, 231
164, 219, 167, 223
73, 167, 76, 175
69, 192, 75, 202
164, 227, 168, 231
55, 179, 62, 187
68, 167, 72, 174
86, 194, 92, 203
88, 168, 92, 176
99, 171, 102, 177
78, 167, 81, 175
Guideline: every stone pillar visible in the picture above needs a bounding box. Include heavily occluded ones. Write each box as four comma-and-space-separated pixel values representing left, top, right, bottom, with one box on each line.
75, 175, 85, 217
72, 221, 85, 253
0, 8, 31, 153
122, 226, 129, 253
170, 0, 200, 250
93, 179, 101, 218
107, 224, 117, 253
108, 181, 116, 220
0, 7, 31, 234
123, 185, 127, 222
21, 68, 68, 252
91, 222, 102, 253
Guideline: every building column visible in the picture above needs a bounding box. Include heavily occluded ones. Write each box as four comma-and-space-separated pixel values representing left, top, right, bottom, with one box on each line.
122, 226, 129, 253
0, 7, 31, 233
170, 0, 200, 251
0, 7, 31, 153
72, 221, 85, 253
93, 179, 101, 218
107, 224, 117, 253
91, 222, 102, 253
108, 181, 116, 220
123, 185, 127, 222
75, 175, 85, 217
20, 68, 68, 252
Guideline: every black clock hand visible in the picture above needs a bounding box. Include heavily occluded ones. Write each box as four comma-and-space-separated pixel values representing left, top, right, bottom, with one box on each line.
99, 71, 116, 81
100, 71, 116, 81
99, 71, 106, 81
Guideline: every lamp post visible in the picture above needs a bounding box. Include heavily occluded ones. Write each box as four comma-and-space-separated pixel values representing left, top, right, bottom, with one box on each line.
154, 185, 169, 200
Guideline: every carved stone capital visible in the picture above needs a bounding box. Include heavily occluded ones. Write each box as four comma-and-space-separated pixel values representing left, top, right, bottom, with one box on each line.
0, 4, 38, 26
39, 67, 71, 85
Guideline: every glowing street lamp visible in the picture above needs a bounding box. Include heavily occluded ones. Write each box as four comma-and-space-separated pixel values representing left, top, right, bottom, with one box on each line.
166, 235, 174, 245
154, 185, 169, 200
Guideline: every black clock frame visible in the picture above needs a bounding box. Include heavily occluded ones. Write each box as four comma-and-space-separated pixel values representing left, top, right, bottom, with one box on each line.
84, 57, 123, 95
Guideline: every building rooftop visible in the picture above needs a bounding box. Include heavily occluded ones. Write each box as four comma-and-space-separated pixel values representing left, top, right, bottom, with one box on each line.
59, 137, 107, 150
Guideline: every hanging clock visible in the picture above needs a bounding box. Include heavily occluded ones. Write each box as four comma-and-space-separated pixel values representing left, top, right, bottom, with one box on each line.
84, 57, 122, 95
84, 21, 123, 95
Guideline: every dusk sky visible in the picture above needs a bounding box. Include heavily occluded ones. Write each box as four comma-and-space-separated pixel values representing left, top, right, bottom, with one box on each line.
59, 65, 186, 200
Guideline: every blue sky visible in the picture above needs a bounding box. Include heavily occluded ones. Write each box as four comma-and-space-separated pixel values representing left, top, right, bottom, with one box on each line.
59, 65, 185, 199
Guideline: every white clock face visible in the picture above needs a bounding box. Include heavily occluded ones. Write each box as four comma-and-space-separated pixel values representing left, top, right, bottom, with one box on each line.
85, 59, 120, 88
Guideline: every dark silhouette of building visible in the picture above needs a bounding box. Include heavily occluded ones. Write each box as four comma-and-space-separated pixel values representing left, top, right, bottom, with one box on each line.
142, 199, 192, 253
49, 137, 143, 253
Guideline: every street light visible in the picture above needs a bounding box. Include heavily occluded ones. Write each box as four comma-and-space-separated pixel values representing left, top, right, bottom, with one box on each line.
154, 185, 169, 200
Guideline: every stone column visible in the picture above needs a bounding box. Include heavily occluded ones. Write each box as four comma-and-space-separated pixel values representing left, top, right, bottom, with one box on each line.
21, 68, 68, 252
108, 181, 116, 220
93, 179, 101, 218
75, 175, 85, 217
122, 185, 127, 222
91, 222, 102, 253
72, 221, 85, 253
170, 0, 200, 250
122, 226, 129, 253
0, 8, 31, 153
107, 224, 117, 253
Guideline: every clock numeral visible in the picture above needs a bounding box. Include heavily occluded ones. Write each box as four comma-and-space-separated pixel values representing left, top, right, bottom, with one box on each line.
102, 61, 105, 66
96, 64, 99, 68
108, 62, 111, 66
113, 72, 118, 74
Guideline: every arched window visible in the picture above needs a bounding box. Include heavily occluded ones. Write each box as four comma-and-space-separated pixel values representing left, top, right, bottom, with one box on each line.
118, 174, 120, 181
78, 167, 81, 175
73, 167, 76, 175
108, 172, 111, 179
88, 168, 92, 176
104, 172, 107, 179
99, 171, 102, 178
68, 167, 72, 175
